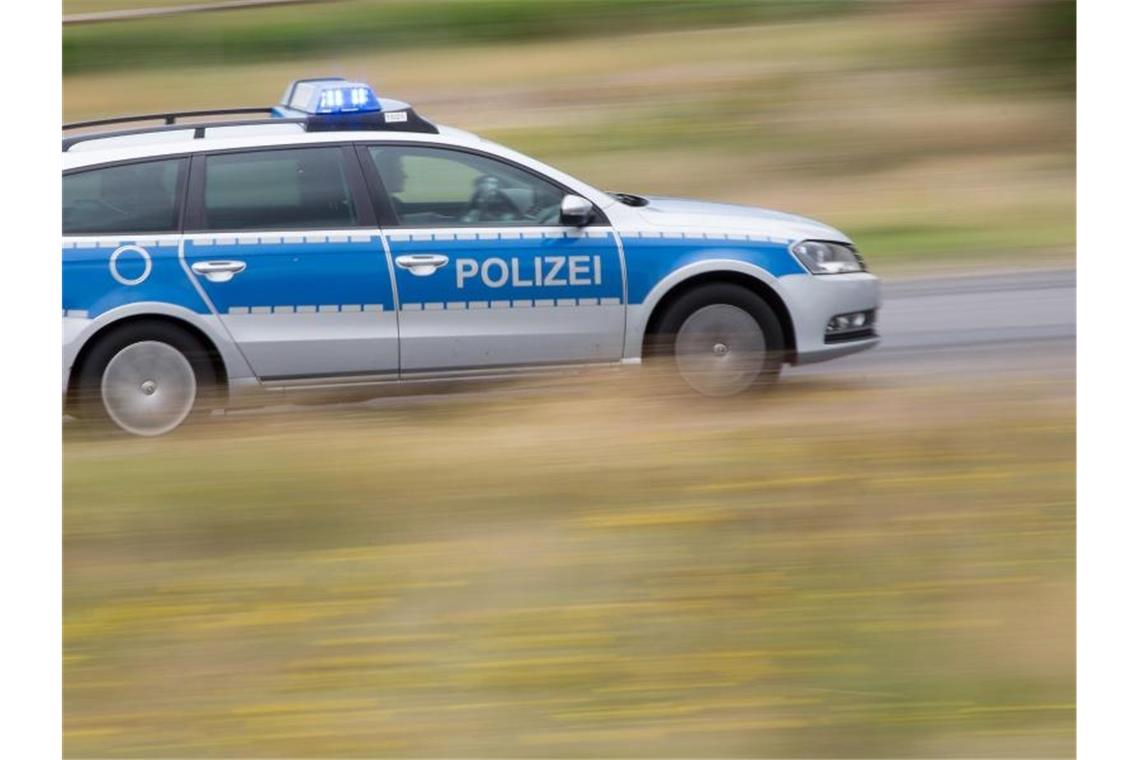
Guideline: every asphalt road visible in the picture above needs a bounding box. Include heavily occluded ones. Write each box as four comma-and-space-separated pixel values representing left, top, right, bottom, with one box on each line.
793, 267, 1075, 381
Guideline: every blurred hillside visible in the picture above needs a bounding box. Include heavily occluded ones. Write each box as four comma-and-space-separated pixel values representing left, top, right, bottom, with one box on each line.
62, 1, 1074, 268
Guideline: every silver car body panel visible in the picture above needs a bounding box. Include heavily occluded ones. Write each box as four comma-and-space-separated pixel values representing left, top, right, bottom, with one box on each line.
181, 229, 400, 379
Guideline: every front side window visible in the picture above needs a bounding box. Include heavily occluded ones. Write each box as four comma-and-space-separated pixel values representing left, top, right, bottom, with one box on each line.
369, 145, 569, 227
202, 147, 357, 231
63, 157, 187, 235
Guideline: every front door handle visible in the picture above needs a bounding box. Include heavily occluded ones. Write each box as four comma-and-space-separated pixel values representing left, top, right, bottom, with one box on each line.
395, 254, 449, 277
191, 260, 247, 283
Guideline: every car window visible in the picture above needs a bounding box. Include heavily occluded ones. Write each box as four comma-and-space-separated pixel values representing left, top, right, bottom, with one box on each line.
202, 147, 357, 231
368, 145, 568, 227
63, 157, 187, 235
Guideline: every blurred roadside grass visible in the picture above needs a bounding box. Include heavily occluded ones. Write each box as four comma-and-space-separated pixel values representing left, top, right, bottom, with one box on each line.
62, 0, 858, 73
64, 373, 1074, 758
63, 3, 1074, 269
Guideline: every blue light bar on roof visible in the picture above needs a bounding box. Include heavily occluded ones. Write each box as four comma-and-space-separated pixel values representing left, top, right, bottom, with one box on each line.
281, 78, 382, 115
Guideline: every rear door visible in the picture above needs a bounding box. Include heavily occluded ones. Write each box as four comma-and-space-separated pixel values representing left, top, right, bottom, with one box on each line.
182, 145, 399, 380
360, 143, 625, 374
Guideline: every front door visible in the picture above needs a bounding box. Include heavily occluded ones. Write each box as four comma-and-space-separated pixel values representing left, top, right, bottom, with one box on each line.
182, 145, 399, 380
362, 143, 625, 374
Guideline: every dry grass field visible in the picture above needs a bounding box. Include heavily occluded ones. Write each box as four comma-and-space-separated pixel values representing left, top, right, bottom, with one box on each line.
64, 373, 1074, 757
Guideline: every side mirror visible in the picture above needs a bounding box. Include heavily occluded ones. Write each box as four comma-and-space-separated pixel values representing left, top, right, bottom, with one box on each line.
560, 194, 593, 227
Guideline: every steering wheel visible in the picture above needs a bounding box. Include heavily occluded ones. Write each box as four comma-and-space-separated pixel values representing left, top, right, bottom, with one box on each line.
533, 201, 562, 225
461, 175, 522, 224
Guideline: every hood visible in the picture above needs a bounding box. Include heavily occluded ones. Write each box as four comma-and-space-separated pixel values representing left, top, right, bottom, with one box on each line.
629, 195, 850, 244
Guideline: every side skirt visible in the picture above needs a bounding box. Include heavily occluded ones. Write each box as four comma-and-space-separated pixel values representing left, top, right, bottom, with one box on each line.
227, 360, 632, 408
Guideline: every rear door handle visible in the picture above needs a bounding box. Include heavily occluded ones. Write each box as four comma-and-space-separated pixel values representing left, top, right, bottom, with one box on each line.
191, 260, 247, 283
395, 254, 449, 277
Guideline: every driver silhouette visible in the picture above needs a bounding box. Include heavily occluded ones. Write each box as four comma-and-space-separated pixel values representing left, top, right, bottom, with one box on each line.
374, 150, 407, 194
462, 174, 520, 223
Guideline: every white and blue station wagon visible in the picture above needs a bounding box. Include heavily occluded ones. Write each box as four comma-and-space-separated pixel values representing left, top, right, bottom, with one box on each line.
63, 78, 880, 435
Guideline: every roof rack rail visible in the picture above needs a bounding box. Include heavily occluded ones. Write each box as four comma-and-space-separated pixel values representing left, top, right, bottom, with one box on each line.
62, 116, 309, 152
62, 110, 439, 152
62, 82, 441, 153
63, 107, 277, 131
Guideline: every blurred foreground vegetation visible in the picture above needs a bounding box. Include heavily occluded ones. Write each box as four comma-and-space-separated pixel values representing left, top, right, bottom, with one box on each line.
63, 1, 1074, 268
64, 374, 1074, 757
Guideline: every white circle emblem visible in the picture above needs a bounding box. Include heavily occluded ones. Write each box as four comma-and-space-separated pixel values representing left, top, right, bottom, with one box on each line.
109, 245, 153, 286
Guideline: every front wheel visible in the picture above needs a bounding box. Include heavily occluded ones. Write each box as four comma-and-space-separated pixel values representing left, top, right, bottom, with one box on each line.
648, 283, 785, 396
75, 322, 218, 436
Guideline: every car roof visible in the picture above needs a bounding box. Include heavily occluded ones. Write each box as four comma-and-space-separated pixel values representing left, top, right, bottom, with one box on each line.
61, 122, 618, 212
61, 123, 487, 171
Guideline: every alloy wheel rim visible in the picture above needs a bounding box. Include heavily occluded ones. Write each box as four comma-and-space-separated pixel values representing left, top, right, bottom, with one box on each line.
100, 341, 197, 436
674, 304, 766, 396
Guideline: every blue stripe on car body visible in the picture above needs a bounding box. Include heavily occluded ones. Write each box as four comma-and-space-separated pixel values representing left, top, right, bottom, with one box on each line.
62, 241, 210, 319
386, 230, 624, 306
620, 234, 806, 305
183, 235, 396, 313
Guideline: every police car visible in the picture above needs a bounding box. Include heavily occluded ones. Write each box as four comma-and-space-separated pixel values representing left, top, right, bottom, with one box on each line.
63, 78, 880, 435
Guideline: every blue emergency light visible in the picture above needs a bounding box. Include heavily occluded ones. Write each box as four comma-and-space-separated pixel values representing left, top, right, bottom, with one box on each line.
277, 77, 382, 116
264, 77, 437, 134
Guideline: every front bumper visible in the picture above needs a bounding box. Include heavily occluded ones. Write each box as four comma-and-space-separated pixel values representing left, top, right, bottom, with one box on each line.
778, 271, 881, 365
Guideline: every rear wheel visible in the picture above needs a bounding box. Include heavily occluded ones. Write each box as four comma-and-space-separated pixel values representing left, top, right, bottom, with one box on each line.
648, 283, 785, 396
75, 322, 219, 436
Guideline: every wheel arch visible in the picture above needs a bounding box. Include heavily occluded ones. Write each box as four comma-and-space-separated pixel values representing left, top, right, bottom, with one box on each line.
65, 312, 230, 413
634, 264, 798, 363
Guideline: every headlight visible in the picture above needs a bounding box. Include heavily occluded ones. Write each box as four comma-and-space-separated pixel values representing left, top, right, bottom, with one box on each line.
791, 240, 865, 275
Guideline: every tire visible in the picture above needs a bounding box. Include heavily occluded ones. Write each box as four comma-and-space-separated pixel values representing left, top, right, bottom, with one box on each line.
647, 283, 785, 396
74, 322, 219, 436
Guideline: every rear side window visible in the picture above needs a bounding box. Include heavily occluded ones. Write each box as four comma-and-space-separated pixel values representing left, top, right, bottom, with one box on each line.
201, 147, 357, 231
63, 157, 187, 235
